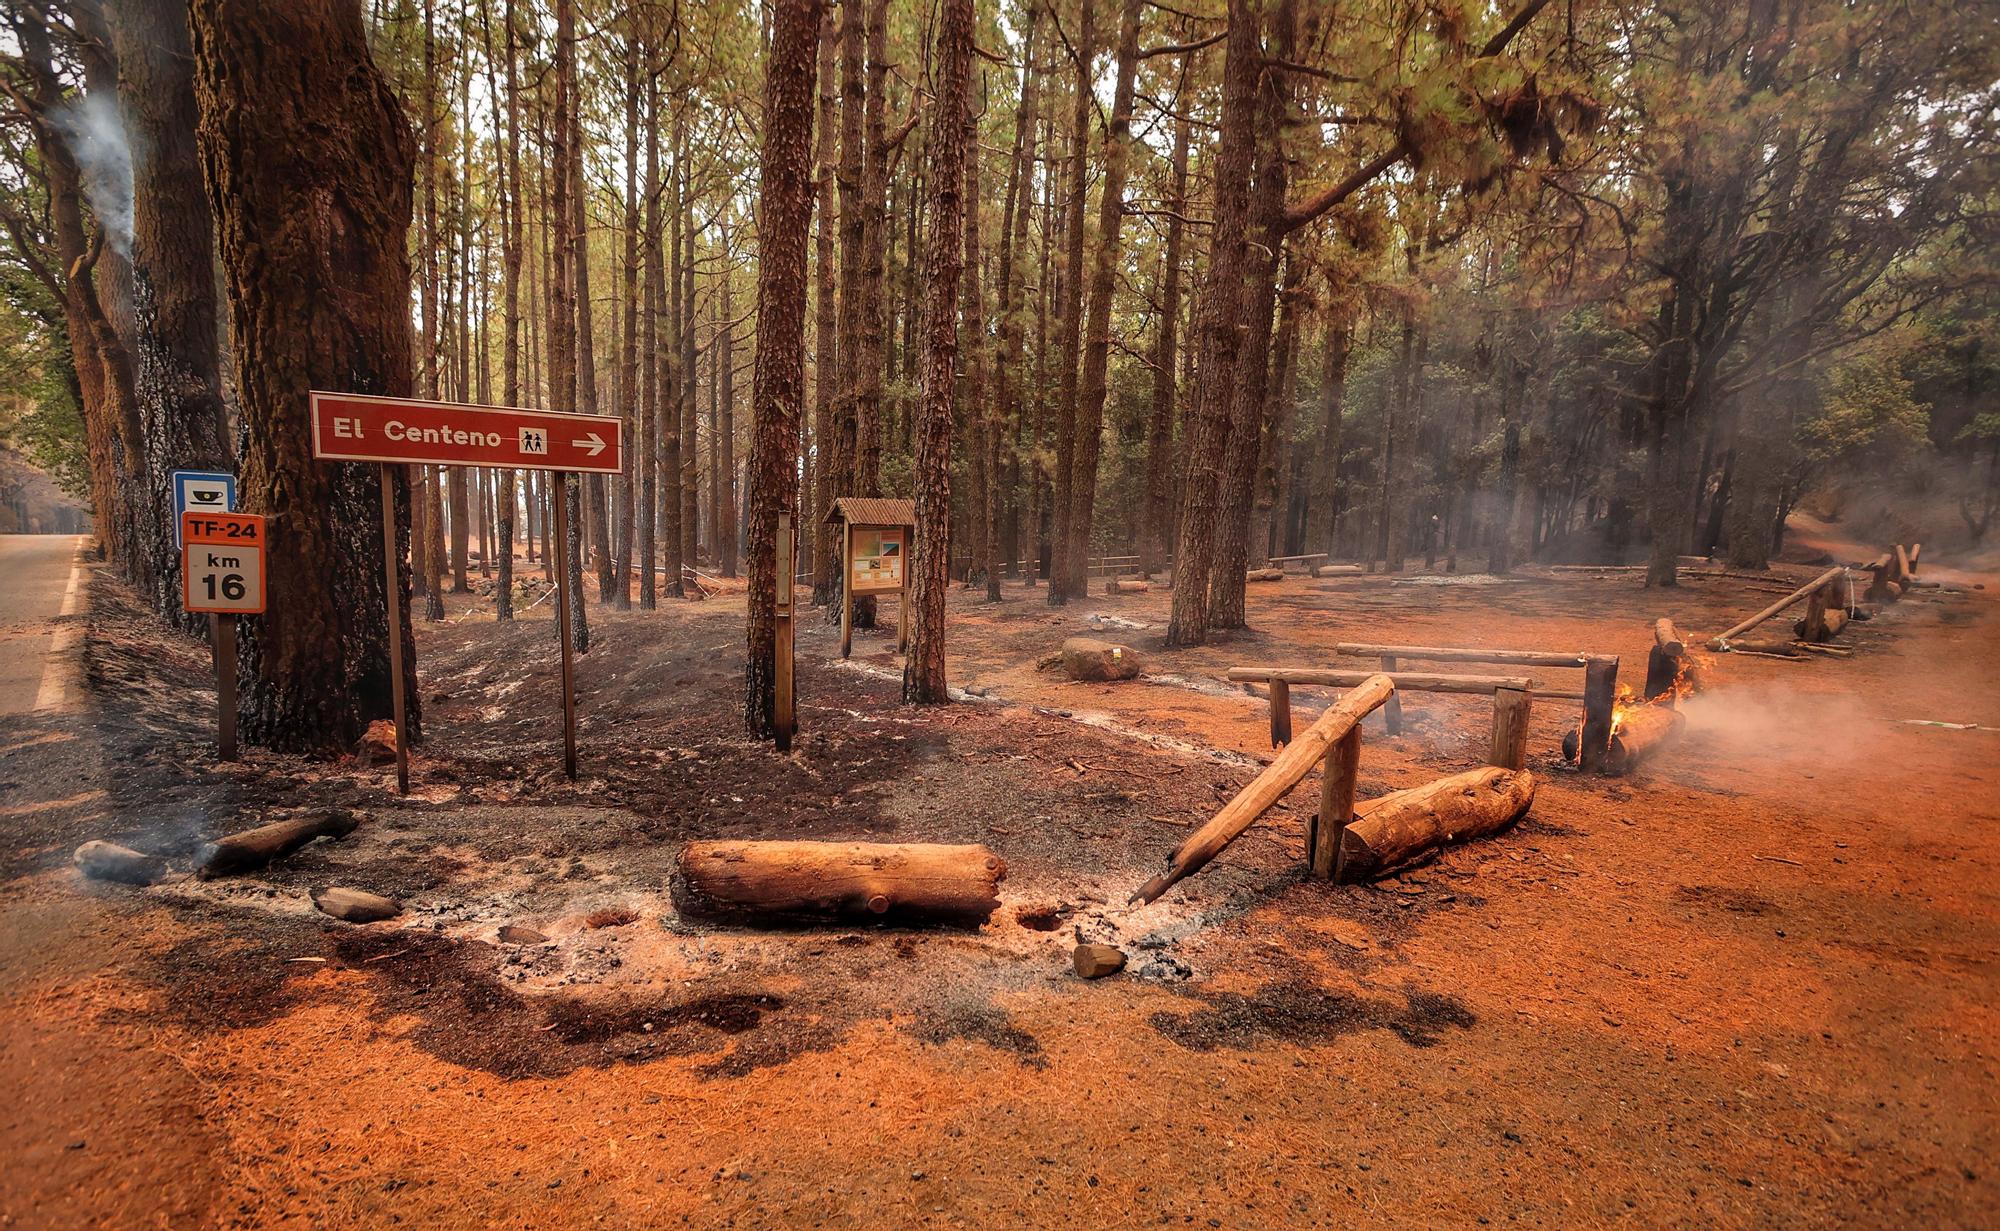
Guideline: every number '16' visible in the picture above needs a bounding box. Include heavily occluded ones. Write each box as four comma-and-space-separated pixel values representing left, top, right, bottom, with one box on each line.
203, 574, 247, 601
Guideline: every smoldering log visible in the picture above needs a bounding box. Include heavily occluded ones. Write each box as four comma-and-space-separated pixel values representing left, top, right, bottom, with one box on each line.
1604, 705, 1685, 775
74, 840, 167, 886
671, 841, 1006, 926
1337, 767, 1537, 881
195, 810, 361, 880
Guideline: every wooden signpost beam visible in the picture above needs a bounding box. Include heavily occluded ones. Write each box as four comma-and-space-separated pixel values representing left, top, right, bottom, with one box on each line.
551, 473, 578, 780
212, 614, 238, 761
377, 467, 411, 794
840, 519, 855, 659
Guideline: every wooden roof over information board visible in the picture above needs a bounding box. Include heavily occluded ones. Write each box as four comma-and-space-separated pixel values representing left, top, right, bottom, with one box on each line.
826, 496, 916, 527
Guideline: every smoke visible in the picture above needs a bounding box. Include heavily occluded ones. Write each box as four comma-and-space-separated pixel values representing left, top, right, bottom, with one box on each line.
47, 92, 133, 258
1676, 681, 1879, 769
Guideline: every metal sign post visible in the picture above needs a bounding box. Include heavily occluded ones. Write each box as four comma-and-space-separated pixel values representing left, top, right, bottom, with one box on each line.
310, 392, 623, 790
181, 510, 266, 763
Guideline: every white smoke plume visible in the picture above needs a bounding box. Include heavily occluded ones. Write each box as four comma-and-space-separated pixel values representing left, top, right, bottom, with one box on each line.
47, 91, 133, 258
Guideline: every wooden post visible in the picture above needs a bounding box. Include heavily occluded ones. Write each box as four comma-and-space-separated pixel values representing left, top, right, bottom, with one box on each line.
897, 530, 910, 655
551, 472, 578, 780
1380, 654, 1404, 734
1803, 580, 1830, 643
1579, 655, 1619, 774
211, 614, 238, 761
840, 519, 855, 658
1315, 725, 1361, 880
1268, 678, 1292, 747
1708, 565, 1845, 647
1490, 686, 1529, 770
775, 513, 795, 752
377, 466, 410, 795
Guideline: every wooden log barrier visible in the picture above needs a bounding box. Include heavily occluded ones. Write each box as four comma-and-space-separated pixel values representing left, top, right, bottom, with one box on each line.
1708, 566, 1845, 649
1490, 687, 1531, 771
1337, 767, 1537, 881
1269, 678, 1293, 747
1578, 655, 1620, 774
671, 841, 1006, 926
1334, 642, 1591, 669
1229, 667, 1547, 696
196, 811, 361, 880
1130, 674, 1396, 905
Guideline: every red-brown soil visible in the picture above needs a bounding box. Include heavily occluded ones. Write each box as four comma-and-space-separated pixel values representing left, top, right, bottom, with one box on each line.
2, 537, 1994, 1229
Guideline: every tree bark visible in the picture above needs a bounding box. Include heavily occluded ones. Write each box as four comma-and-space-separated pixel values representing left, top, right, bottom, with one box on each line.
1066, 0, 1144, 601
1141, 106, 1190, 577
1312, 317, 1350, 556
113, 0, 232, 626
809, 4, 840, 605
904, 0, 971, 704
188, 0, 420, 751
745, 0, 822, 736
1165, 0, 1261, 648
1047, 0, 1094, 606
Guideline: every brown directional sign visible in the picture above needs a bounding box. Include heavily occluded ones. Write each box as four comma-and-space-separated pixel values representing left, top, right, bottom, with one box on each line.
309, 391, 624, 474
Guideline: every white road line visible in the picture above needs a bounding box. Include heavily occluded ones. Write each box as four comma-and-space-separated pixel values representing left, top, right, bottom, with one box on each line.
32, 547, 86, 713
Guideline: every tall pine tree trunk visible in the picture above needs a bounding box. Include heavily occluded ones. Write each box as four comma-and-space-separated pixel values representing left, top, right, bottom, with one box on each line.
1046, 0, 1093, 605
1140, 107, 1189, 578
188, 0, 420, 750
1164, 0, 1259, 648
113, 0, 232, 626
745, 0, 823, 735
904, 0, 971, 703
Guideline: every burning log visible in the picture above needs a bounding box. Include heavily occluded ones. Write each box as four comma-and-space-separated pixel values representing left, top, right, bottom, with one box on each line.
195, 811, 361, 880
1604, 705, 1685, 775
1338, 767, 1537, 881
1644, 618, 1685, 700
670, 841, 1006, 926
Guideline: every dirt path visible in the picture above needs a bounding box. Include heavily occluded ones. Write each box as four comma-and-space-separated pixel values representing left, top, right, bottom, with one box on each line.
1, 553, 1994, 1229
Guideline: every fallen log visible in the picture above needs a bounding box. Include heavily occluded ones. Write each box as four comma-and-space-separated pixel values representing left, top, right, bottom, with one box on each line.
74, 840, 166, 886
1719, 638, 1803, 656
311, 886, 402, 923
195, 811, 361, 880
1103, 577, 1151, 595
1227, 666, 1561, 697
1246, 567, 1285, 582
671, 841, 1005, 926
1337, 767, 1536, 881
1130, 674, 1395, 905
1317, 564, 1365, 577
1707, 566, 1845, 649
1605, 705, 1685, 775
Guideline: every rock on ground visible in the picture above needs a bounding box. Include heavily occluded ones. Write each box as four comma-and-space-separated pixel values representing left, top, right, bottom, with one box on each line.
1072, 943, 1127, 978
311, 887, 402, 924
1058, 638, 1143, 682
73, 841, 166, 886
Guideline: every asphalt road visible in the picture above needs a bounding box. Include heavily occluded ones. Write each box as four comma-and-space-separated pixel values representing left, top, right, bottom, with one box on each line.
0, 534, 83, 715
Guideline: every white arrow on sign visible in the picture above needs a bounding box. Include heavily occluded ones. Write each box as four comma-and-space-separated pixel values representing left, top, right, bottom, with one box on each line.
573, 432, 606, 458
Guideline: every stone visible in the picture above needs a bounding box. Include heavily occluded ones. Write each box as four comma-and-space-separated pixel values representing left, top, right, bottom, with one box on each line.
1072, 943, 1127, 979
355, 719, 398, 766
498, 924, 549, 945
73, 841, 166, 886
311, 887, 402, 924
1058, 637, 1143, 683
